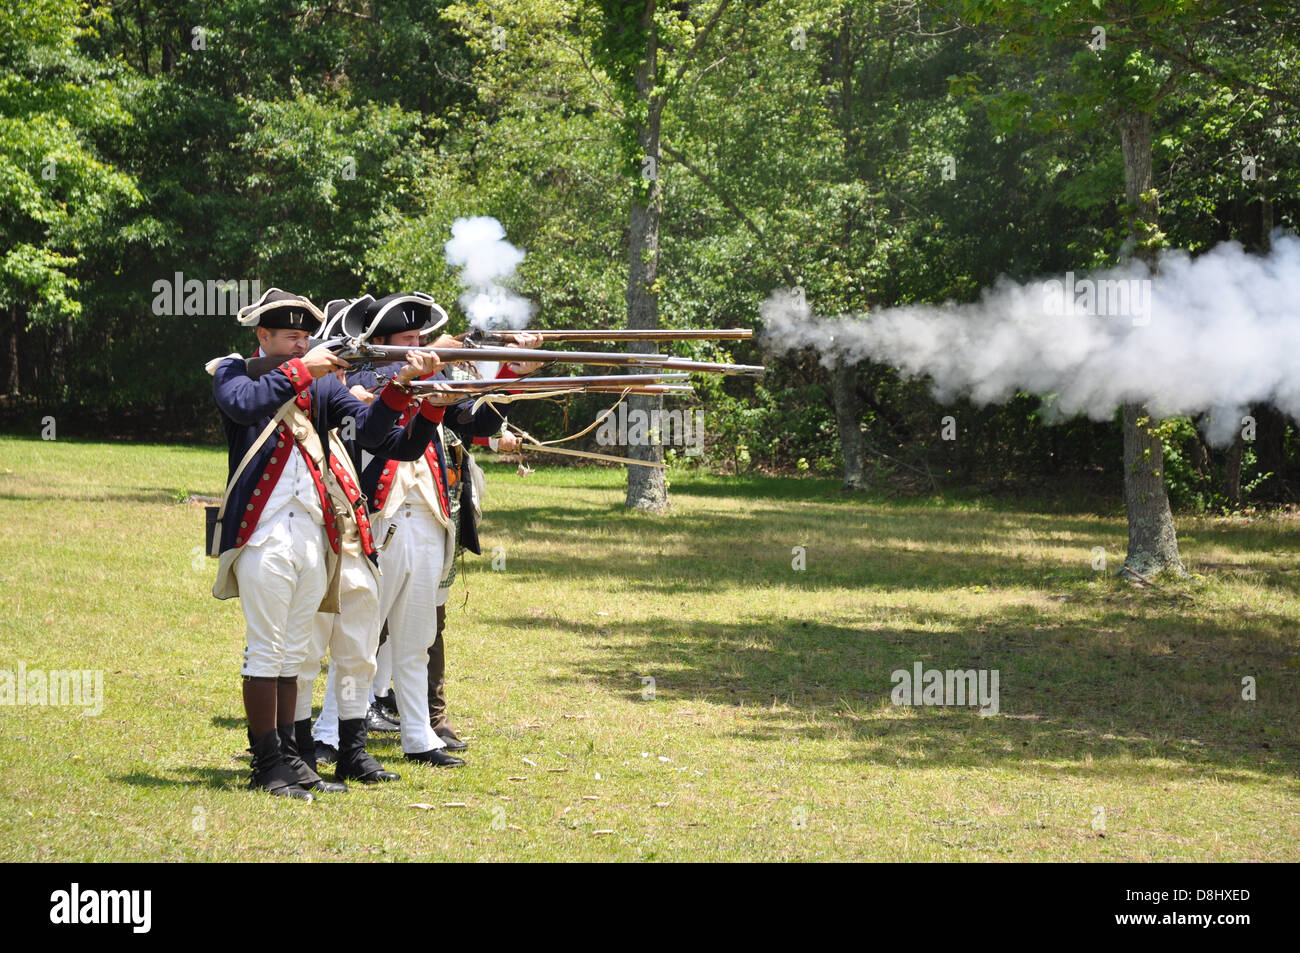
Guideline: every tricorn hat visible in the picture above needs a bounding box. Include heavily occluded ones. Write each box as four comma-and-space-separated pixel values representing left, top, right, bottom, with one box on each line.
341, 292, 449, 341
237, 288, 323, 332
315, 295, 375, 341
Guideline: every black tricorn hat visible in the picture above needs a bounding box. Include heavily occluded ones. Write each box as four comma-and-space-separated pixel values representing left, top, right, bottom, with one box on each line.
341, 292, 448, 341
314, 295, 375, 341
237, 288, 323, 332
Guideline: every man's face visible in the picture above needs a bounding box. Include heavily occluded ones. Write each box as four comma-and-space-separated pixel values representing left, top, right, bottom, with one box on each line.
257, 327, 312, 358
375, 330, 422, 349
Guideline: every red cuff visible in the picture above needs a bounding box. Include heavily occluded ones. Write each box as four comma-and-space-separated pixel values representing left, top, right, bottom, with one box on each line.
472, 435, 490, 446
280, 358, 311, 394
379, 382, 411, 412
420, 401, 446, 423
495, 364, 523, 380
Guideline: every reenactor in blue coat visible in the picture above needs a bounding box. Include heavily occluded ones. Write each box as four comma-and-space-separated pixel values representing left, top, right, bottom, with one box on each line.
293, 296, 464, 782
316, 293, 486, 765
342, 293, 540, 764
209, 288, 440, 801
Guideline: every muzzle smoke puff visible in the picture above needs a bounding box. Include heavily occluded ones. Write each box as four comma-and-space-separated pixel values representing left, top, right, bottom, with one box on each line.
761, 234, 1300, 447
444, 216, 536, 331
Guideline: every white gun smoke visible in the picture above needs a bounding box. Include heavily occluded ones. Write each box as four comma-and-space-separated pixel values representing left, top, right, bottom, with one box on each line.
760, 235, 1300, 447
444, 216, 535, 330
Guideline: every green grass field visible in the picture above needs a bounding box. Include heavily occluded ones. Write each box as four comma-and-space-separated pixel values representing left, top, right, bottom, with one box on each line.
1, 434, 1297, 861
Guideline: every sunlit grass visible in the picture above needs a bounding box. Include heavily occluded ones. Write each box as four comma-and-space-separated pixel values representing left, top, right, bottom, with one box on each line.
0, 435, 1296, 861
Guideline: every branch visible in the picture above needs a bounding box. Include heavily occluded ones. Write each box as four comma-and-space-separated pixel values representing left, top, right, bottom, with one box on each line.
1135, 29, 1300, 110
657, 0, 743, 117
660, 139, 797, 287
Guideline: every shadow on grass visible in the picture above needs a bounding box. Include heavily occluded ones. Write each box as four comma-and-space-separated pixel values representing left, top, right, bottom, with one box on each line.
116, 767, 248, 790
493, 597, 1300, 786
477, 487, 1300, 789
0, 488, 184, 504
485, 496, 1300, 597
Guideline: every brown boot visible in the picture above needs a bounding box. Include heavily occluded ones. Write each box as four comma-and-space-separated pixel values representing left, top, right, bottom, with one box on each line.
428, 607, 467, 750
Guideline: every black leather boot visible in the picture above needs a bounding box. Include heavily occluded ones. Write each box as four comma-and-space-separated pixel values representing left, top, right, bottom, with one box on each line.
365, 704, 401, 733
336, 718, 400, 784
294, 719, 319, 768
278, 723, 348, 793
249, 730, 314, 801
404, 747, 466, 767
374, 690, 400, 720
315, 742, 338, 764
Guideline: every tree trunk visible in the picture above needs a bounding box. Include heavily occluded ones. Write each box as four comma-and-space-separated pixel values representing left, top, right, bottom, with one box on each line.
1119, 111, 1184, 576
831, 360, 869, 490
5, 307, 20, 397
624, 1, 668, 512
1224, 433, 1243, 506
825, 16, 869, 493
1251, 403, 1288, 501
1259, 194, 1274, 253
1121, 403, 1183, 574
50, 322, 67, 402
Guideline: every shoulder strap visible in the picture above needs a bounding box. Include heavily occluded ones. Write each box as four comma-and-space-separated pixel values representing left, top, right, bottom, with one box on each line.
217, 399, 296, 520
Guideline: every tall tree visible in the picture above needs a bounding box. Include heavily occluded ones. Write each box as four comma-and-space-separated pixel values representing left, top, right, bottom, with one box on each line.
962, 0, 1300, 573
590, 1, 671, 509
0, 0, 139, 399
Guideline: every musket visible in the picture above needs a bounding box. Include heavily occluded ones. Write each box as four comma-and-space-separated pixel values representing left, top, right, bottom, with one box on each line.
429, 384, 693, 397
343, 341, 762, 377
242, 337, 764, 380
408, 373, 691, 392
360, 372, 691, 401
462, 328, 753, 344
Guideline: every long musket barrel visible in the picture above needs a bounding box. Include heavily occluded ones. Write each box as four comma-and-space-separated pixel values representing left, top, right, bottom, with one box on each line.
240, 338, 763, 379
469, 385, 693, 396
345, 342, 763, 377
577, 385, 692, 394
423, 384, 693, 396
410, 379, 694, 397
241, 354, 696, 392
408, 373, 691, 391
467, 328, 753, 343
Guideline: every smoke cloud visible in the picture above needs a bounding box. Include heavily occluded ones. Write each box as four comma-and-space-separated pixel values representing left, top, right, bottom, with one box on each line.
760, 235, 1300, 446
444, 216, 536, 330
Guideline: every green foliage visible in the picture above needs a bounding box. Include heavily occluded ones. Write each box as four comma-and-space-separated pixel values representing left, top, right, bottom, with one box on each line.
3, 0, 1300, 511
0, 0, 138, 329
1158, 417, 1273, 514
238, 86, 434, 297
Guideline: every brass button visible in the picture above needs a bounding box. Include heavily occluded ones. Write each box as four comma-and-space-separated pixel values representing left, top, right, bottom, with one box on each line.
253, 489, 261, 496
246, 504, 254, 511
240, 521, 247, 528
270, 457, 278, 465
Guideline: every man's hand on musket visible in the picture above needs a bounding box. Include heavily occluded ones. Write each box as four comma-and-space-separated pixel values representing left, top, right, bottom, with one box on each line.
413, 380, 463, 406
349, 383, 377, 405
497, 431, 523, 453
398, 350, 443, 384
506, 331, 544, 374
303, 344, 349, 379
429, 333, 463, 349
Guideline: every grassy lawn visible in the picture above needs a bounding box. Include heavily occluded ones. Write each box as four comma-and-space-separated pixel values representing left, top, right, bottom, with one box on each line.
0, 434, 1296, 861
